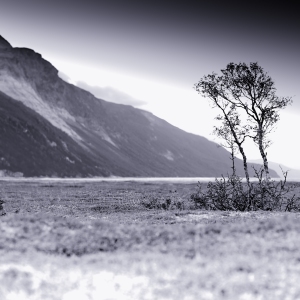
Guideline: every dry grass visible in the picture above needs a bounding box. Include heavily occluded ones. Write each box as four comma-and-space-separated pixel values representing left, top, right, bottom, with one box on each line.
1, 180, 300, 299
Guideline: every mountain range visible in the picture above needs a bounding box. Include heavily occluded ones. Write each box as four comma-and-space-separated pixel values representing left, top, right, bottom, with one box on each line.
0, 35, 278, 178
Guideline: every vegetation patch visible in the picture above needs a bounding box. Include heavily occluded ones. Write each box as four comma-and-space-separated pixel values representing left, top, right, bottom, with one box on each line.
1, 180, 300, 299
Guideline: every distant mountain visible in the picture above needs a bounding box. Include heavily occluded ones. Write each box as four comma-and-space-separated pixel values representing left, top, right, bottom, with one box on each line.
0, 35, 278, 177
249, 159, 300, 180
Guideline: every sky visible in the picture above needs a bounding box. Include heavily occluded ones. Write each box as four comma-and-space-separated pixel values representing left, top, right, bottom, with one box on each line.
1, 0, 300, 169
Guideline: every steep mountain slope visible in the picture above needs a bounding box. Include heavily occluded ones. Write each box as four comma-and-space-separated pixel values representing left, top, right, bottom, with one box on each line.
0, 35, 278, 177
0, 91, 121, 177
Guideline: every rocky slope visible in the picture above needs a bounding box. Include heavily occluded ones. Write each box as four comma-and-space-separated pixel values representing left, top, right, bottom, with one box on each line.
0, 35, 278, 177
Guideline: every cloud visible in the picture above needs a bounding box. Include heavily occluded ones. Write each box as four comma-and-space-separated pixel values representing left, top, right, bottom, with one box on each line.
76, 81, 147, 107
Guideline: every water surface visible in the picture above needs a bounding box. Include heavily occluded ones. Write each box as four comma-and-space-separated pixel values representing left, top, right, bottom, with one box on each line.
1, 177, 299, 183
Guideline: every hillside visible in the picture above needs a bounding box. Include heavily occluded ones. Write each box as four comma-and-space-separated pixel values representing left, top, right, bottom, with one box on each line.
0, 35, 278, 177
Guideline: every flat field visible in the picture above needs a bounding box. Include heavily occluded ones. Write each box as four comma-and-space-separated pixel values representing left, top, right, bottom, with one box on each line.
1, 180, 300, 300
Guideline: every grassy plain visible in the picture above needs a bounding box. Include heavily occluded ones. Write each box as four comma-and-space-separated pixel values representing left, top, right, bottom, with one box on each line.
1, 180, 300, 300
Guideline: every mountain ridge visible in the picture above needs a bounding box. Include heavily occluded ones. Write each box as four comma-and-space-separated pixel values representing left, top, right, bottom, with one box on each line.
0, 35, 12, 49
0, 36, 279, 177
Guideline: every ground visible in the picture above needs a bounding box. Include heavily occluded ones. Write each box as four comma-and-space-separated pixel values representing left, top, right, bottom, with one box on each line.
1, 179, 300, 300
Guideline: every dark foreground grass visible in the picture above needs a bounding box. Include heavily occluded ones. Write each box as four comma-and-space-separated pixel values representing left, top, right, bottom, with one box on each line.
1, 180, 300, 299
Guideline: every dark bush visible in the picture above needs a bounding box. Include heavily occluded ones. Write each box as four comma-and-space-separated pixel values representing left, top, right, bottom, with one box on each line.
141, 197, 185, 210
191, 168, 300, 212
0, 199, 6, 216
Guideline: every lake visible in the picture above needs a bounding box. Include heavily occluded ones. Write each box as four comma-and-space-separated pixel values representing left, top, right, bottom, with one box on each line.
1, 176, 300, 183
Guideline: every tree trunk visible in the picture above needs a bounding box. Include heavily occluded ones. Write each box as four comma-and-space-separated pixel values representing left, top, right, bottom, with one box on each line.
239, 147, 250, 186
230, 144, 236, 177
257, 127, 269, 178
238, 145, 252, 208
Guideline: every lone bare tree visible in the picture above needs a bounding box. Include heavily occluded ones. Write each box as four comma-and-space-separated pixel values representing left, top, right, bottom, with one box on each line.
195, 62, 292, 179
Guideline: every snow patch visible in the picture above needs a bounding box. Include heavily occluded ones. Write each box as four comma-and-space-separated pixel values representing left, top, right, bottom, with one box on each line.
49, 141, 57, 147
0, 72, 82, 142
100, 131, 117, 147
61, 141, 68, 151
66, 157, 75, 164
97, 126, 117, 147
162, 150, 174, 161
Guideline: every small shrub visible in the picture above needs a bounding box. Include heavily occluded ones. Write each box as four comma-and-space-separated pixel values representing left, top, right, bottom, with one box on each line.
140, 197, 185, 211
249, 167, 300, 211
141, 197, 162, 209
191, 168, 300, 212
0, 199, 6, 216
191, 174, 249, 211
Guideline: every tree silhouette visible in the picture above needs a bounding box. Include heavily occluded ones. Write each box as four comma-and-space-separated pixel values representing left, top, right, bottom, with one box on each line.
195, 62, 292, 179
